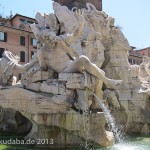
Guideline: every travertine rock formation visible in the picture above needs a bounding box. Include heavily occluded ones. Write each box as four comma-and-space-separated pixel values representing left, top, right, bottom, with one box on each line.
0, 1, 150, 148
0, 86, 114, 147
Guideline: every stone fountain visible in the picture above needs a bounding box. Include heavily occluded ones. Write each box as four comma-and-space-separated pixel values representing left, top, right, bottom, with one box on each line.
0, 1, 150, 148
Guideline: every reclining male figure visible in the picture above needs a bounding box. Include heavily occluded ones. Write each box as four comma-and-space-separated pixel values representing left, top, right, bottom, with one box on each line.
31, 10, 122, 88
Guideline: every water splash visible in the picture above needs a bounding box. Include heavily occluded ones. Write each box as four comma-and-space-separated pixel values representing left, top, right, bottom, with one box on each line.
82, 110, 95, 150
83, 111, 91, 150
110, 143, 145, 150
93, 93, 125, 143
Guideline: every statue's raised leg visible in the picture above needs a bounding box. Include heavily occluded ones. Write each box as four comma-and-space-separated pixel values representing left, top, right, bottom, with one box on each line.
64, 55, 122, 89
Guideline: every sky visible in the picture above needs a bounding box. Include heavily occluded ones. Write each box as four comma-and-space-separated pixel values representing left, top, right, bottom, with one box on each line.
0, 0, 150, 49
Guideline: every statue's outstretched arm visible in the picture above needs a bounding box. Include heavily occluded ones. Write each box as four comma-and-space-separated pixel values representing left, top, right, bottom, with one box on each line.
65, 10, 85, 44
14, 56, 38, 73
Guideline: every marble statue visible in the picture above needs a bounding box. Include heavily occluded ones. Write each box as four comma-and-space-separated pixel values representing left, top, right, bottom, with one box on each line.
129, 56, 150, 94
139, 56, 150, 80
0, 1, 150, 148
30, 9, 122, 89
0, 50, 38, 86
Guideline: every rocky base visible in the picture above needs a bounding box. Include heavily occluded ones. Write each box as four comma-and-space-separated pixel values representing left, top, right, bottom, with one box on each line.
0, 86, 114, 147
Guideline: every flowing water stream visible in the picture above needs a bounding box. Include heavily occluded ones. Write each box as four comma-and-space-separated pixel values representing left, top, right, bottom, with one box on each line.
82, 111, 91, 150
92, 93, 125, 143
92, 93, 150, 150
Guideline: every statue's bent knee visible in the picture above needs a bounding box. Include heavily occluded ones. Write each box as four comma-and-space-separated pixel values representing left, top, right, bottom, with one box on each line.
79, 55, 90, 64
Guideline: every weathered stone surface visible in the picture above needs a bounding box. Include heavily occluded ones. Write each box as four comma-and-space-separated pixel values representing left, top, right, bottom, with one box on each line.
40, 81, 59, 94
59, 73, 98, 90
58, 83, 75, 96
116, 89, 132, 101
141, 124, 150, 134
22, 70, 54, 83
31, 112, 114, 147
104, 90, 120, 109
76, 89, 89, 111
59, 73, 82, 81
0, 86, 71, 114
26, 82, 41, 92
0, 86, 114, 147
53, 2, 78, 34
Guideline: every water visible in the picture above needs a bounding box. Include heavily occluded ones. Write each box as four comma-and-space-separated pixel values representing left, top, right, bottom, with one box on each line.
0, 135, 150, 150
82, 111, 91, 150
98, 135, 150, 150
92, 93, 125, 143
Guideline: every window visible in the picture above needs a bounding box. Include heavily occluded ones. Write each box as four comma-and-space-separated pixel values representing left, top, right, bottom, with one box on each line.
19, 19, 34, 24
0, 32, 7, 42
31, 38, 37, 47
20, 51, 25, 62
19, 73, 22, 80
20, 36, 25, 46
133, 60, 136, 64
0, 48, 5, 58
20, 19, 25, 22
31, 51, 35, 58
28, 21, 34, 24
128, 59, 132, 64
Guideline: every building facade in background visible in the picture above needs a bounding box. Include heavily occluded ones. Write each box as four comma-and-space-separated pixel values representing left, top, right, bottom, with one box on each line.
135, 47, 150, 57
128, 47, 150, 65
0, 14, 37, 79
128, 47, 143, 65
